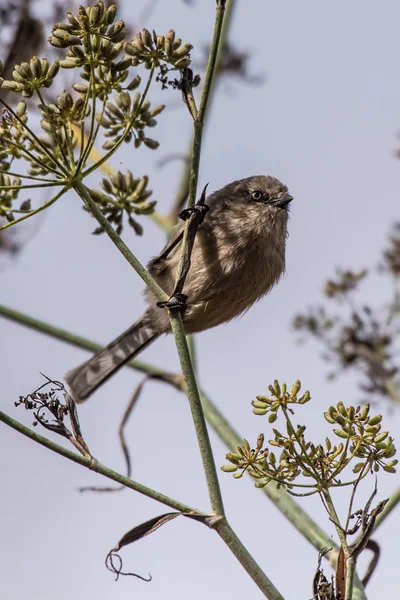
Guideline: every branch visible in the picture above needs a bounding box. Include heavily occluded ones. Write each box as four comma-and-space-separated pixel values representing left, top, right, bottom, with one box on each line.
158, 0, 230, 519
0, 409, 198, 514
169, 312, 225, 515
169, 0, 238, 224
365, 483, 400, 534
216, 520, 284, 600
73, 181, 168, 303
0, 303, 171, 379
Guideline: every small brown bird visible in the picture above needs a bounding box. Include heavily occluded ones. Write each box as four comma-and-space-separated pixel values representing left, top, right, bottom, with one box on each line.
65, 175, 293, 401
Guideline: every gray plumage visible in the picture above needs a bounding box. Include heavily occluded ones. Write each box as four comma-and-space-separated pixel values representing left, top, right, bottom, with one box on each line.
65, 175, 293, 401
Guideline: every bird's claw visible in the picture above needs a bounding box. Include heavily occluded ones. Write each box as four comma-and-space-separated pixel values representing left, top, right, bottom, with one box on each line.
179, 202, 209, 224
157, 293, 188, 313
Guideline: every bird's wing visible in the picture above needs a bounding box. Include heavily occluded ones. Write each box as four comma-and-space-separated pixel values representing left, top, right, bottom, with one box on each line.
147, 222, 185, 271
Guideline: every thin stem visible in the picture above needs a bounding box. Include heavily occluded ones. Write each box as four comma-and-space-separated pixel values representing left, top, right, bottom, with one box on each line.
0, 303, 173, 378
359, 482, 400, 534
168, 0, 238, 228
216, 520, 284, 600
174, 0, 226, 285
70, 122, 168, 230
344, 463, 369, 532
1, 206, 37, 215
73, 181, 168, 302
187, 334, 197, 371
321, 489, 349, 555
160, 2, 229, 518
169, 311, 225, 516
282, 406, 320, 480
345, 556, 356, 600
351, 577, 367, 600
77, 44, 99, 172
197, 1, 227, 124
1, 137, 62, 177
0, 182, 63, 190
0, 409, 199, 514
0, 186, 67, 232
78, 94, 107, 173
329, 429, 353, 481
81, 65, 156, 179
36, 89, 71, 171
0, 169, 58, 183
0, 97, 69, 176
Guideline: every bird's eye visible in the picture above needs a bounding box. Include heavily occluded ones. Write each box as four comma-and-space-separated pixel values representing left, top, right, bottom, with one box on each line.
251, 191, 263, 201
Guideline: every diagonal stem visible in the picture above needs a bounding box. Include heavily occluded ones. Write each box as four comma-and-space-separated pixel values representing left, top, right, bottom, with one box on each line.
159, 0, 229, 519
0, 186, 67, 232
73, 181, 168, 303
169, 311, 225, 515
216, 520, 284, 600
0, 409, 199, 514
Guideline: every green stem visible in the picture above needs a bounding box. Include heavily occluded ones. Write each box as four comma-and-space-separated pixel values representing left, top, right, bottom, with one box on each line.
358, 482, 400, 535
216, 520, 284, 600
78, 94, 107, 174
186, 0, 226, 212
282, 406, 320, 480
0, 169, 58, 182
0, 182, 65, 191
352, 578, 367, 600
0, 98, 69, 177
73, 181, 168, 303
345, 556, 356, 600
174, 0, 228, 282
169, 312, 225, 516
36, 89, 71, 171
321, 489, 349, 554
0, 304, 172, 379
163, 0, 229, 519
0, 410, 198, 514
0, 186, 67, 232
78, 43, 98, 172
197, 1, 227, 125
169, 0, 237, 227
81, 65, 155, 179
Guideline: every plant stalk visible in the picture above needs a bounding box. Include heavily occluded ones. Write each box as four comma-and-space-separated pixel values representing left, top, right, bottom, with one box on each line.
73, 180, 167, 302
0, 409, 198, 514
216, 520, 284, 600
169, 312, 225, 516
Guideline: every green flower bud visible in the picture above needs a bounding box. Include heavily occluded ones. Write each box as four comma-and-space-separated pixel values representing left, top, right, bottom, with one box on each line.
253, 408, 267, 416
221, 464, 239, 473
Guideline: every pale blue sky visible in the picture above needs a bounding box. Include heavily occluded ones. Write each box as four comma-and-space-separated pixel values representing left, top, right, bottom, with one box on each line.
1, 1, 400, 598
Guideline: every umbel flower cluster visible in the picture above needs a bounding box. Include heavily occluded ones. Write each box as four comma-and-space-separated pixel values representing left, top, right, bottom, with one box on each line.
0, 1, 195, 235
222, 380, 397, 495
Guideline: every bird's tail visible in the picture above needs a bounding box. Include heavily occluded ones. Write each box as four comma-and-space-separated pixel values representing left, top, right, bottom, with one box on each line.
65, 315, 159, 402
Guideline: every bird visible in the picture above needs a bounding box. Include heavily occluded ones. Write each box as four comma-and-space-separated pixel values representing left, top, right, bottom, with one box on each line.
65, 175, 293, 402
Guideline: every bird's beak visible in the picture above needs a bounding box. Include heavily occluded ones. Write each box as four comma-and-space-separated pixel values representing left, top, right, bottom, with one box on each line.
273, 194, 293, 208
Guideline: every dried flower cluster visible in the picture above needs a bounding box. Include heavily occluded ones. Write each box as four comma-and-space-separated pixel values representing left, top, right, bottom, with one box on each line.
16, 378, 91, 457
293, 243, 400, 404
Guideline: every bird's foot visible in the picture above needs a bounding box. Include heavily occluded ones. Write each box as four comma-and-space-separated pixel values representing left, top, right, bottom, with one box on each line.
179, 202, 209, 224
157, 293, 188, 313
